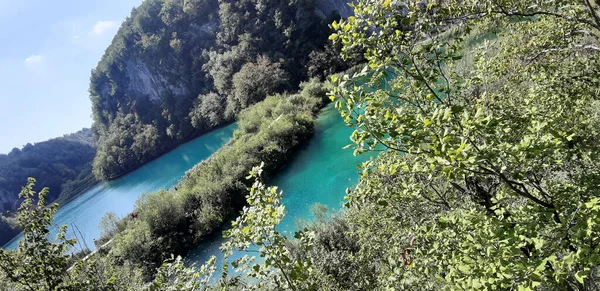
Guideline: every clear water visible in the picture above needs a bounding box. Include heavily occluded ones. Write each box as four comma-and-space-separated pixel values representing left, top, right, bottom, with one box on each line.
3, 102, 373, 275
3, 123, 237, 250
186, 103, 375, 269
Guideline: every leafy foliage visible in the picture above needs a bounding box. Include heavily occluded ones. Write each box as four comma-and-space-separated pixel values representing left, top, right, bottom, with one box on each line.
0, 128, 97, 245
189, 92, 226, 129
148, 255, 216, 291
0, 179, 75, 290
231, 56, 288, 110
92, 112, 160, 179
219, 163, 322, 290
0, 179, 144, 291
325, 0, 600, 289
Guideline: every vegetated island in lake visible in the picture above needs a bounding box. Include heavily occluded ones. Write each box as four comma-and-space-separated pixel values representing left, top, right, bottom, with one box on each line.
96, 79, 333, 279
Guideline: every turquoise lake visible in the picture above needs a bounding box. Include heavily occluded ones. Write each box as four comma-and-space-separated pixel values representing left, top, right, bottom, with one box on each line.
3, 123, 237, 250
185, 103, 375, 268
3, 103, 374, 272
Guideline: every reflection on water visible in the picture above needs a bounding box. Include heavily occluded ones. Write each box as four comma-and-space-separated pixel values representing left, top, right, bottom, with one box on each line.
3, 123, 237, 250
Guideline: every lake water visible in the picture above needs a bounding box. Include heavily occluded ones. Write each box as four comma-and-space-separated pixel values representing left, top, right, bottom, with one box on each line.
3, 103, 373, 275
3, 123, 237, 250
185, 103, 375, 268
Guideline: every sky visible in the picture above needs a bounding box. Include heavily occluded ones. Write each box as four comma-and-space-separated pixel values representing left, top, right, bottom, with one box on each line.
0, 0, 143, 154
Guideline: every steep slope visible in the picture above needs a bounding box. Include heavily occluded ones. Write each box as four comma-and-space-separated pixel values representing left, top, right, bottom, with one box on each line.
89, 0, 354, 180
0, 128, 97, 245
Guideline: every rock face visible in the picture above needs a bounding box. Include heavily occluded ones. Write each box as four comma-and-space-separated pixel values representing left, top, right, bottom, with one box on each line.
315, 0, 356, 18
125, 59, 188, 101
117, 0, 353, 104
117, 0, 354, 103
93, 0, 356, 116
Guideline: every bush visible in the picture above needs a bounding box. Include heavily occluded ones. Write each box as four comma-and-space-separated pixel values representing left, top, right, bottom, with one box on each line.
0, 179, 144, 290
231, 56, 289, 110
189, 92, 227, 129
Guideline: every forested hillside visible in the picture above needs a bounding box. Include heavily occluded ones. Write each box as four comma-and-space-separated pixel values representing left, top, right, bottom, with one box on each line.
0, 129, 97, 245
90, 0, 358, 180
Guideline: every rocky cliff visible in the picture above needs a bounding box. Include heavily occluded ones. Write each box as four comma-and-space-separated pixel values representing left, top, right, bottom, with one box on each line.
89, 0, 353, 179
92, 0, 353, 112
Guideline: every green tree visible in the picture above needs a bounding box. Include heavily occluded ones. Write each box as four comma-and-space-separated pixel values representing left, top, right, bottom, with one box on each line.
93, 111, 160, 179
183, 0, 215, 17
0, 179, 75, 290
0, 178, 143, 290
189, 92, 226, 129
220, 163, 322, 290
328, 0, 600, 289
231, 56, 289, 110
98, 211, 120, 240
148, 255, 216, 291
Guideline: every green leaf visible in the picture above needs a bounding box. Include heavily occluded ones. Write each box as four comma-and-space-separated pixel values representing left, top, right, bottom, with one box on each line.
343, 23, 352, 32
575, 271, 589, 284
332, 21, 340, 30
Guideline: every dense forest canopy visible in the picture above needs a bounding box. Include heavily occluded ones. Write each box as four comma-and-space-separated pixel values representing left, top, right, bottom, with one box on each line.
0, 129, 97, 245
89, 0, 357, 180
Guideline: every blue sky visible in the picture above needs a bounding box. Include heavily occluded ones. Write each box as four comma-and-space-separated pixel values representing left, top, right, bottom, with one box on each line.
0, 0, 143, 153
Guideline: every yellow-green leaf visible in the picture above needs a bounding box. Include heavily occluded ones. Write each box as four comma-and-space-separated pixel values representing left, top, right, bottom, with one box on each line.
332, 21, 340, 30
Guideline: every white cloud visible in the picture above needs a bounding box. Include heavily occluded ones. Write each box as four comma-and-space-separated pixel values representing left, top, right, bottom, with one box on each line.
24, 54, 44, 66
90, 21, 117, 35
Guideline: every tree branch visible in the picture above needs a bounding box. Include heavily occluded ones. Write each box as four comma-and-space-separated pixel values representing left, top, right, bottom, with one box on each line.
491, 9, 600, 32
479, 165, 555, 209
584, 0, 600, 30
